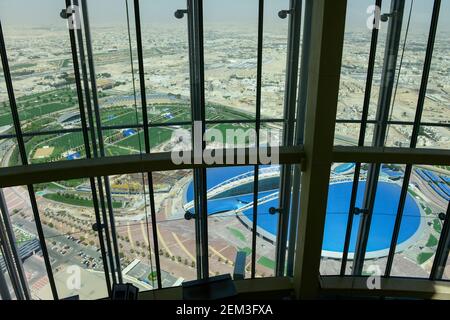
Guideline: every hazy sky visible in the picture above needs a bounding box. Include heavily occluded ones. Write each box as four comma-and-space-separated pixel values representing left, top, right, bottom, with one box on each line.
0, 0, 448, 33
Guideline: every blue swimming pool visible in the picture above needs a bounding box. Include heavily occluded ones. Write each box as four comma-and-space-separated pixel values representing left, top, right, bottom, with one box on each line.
334, 163, 355, 174
185, 166, 422, 254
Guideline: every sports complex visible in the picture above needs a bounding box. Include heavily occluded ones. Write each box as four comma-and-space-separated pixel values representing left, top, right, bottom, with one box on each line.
1, 85, 449, 292
184, 163, 449, 260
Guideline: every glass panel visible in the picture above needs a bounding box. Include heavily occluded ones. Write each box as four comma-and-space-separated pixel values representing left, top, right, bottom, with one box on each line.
0, 270, 16, 300
155, 169, 197, 287
321, 163, 364, 276
139, 0, 191, 123
384, 124, 413, 147
205, 166, 255, 277
261, 0, 289, 119
416, 126, 450, 150
337, 0, 374, 121
334, 123, 360, 146
150, 125, 191, 153
2, 186, 49, 300
388, 0, 434, 122
0, 1, 81, 134
390, 166, 449, 278
367, 0, 391, 121
419, 0, 450, 125
108, 173, 158, 290
204, 0, 258, 120
205, 123, 256, 150
33, 179, 108, 299
443, 253, 450, 280
364, 123, 376, 146
255, 165, 280, 278
362, 164, 407, 275
0, 137, 22, 167
24, 132, 86, 164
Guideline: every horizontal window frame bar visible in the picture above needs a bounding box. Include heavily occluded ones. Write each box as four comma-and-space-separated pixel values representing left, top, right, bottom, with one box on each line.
333, 146, 450, 165
1, 146, 449, 188
336, 119, 450, 127
0, 146, 305, 187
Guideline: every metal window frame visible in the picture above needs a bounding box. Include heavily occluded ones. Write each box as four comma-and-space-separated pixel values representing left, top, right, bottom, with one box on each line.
133, 0, 163, 289
352, 0, 406, 275
0, 189, 31, 300
66, 0, 121, 291
249, 0, 264, 279
339, 0, 382, 276
292, 0, 347, 298
275, 0, 303, 277
384, 0, 442, 278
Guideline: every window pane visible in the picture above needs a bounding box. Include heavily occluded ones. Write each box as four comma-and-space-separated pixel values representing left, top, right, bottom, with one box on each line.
2, 187, 47, 299
255, 165, 280, 278
204, 0, 258, 120
387, 0, 434, 123
139, 0, 191, 123
0, 1, 81, 134
206, 166, 255, 277
24, 132, 86, 164
390, 166, 449, 278
108, 173, 158, 291
34, 179, 109, 299
421, 0, 450, 125
156, 169, 197, 287
384, 124, 413, 147
362, 164, 408, 275
416, 126, 450, 150
334, 123, 360, 146
261, 0, 289, 119
321, 163, 364, 276
337, 0, 374, 121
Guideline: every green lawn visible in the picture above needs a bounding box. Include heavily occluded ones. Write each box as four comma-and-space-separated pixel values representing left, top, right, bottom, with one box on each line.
426, 234, 438, 247
227, 227, 246, 242
238, 247, 252, 256
115, 127, 173, 151
433, 219, 442, 233
417, 252, 434, 264
257, 256, 276, 269
43, 193, 122, 208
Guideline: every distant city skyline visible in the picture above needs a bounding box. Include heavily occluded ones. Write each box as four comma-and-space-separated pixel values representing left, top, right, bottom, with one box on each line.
0, 0, 449, 34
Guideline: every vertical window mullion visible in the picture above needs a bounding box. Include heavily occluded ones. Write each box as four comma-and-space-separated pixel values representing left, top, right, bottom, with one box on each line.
352, 0, 406, 275
186, 0, 209, 280
250, 0, 264, 279
275, 0, 302, 277
340, 0, 382, 276
133, 0, 163, 288
73, 0, 123, 287
385, 0, 441, 277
